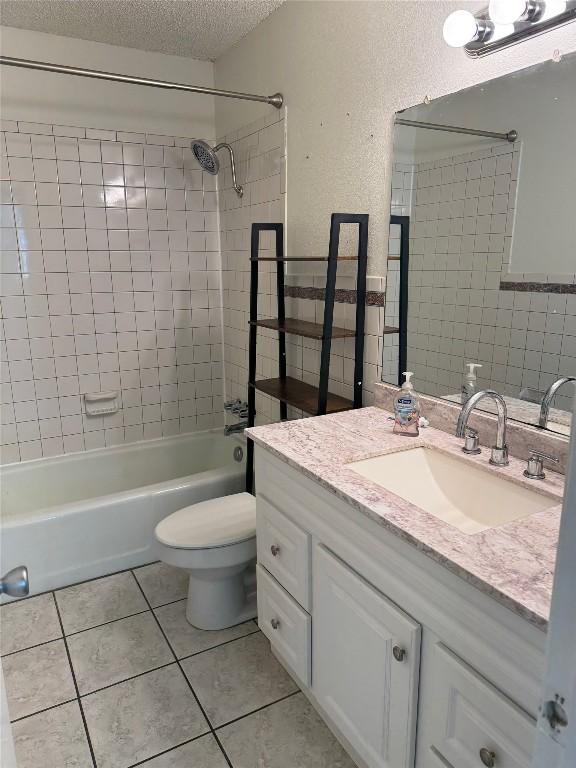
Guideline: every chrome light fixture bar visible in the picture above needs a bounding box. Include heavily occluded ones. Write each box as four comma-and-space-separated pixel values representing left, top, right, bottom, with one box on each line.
443, 0, 576, 57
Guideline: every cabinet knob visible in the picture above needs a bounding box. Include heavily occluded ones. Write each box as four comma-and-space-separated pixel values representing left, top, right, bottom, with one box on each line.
270, 618, 280, 630
392, 645, 406, 662
270, 544, 281, 557
479, 748, 496, 767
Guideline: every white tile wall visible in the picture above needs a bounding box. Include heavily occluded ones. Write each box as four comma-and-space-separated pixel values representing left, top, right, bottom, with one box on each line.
1, 121, 223, 463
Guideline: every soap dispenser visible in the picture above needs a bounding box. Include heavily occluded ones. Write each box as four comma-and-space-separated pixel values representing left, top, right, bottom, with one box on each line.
393, 372, 420, 436
462, 363, 482, 404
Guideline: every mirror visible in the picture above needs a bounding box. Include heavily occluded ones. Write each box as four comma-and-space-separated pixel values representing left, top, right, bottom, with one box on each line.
383, 53, 576, 437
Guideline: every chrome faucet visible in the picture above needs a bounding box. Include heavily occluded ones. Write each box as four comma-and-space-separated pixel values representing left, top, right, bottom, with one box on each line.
538, 376, 576, 428
456, 389, 509, 466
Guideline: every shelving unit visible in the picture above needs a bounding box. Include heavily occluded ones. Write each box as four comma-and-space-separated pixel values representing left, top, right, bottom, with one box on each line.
389, 214, 410, 384
245, 214, 369, 492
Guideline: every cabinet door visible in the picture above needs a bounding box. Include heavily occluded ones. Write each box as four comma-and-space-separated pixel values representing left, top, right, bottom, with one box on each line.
313, 545, 421, 768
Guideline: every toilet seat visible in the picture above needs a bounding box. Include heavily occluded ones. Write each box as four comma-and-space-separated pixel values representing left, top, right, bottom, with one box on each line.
155, 492, 256, 550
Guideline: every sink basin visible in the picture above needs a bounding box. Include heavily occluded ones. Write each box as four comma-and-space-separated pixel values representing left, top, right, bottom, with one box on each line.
348, 446, 557, 534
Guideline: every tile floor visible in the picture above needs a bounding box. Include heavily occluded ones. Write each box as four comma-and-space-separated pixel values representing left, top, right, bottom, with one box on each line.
0, 562, 357, 768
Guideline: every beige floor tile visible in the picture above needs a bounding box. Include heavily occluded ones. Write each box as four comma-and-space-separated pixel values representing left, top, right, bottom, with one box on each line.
133, 562, 189, 607
0, 593, 61, 655
155, 599, 258, 658
67, 612, 173, 694
218, 692, 358, 768
11, 700, 92, 768
142, 734, 229, 767
181, 631, 298, 727
82, 664, 209, 768
55, 572, 148, 634
2, 639, 76, 720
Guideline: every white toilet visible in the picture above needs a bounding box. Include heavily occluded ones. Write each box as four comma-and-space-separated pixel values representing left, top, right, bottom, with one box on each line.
154, 492, 257, 631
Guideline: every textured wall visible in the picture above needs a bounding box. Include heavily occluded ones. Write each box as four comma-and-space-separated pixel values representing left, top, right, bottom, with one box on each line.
0, 27, 215, 137
213, 1, 576, 273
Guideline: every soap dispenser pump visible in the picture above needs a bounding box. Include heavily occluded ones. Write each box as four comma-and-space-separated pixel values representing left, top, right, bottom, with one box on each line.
393, 372, 420, 436
462, 363, 482, 404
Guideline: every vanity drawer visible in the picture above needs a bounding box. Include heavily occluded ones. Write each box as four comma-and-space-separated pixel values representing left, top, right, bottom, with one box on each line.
428, 643, 535, 768
257, 496, 311, 610
257, 564, 311, 687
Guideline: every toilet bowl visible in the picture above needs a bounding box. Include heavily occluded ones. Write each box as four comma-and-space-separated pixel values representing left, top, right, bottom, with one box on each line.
154, 492, 257, 631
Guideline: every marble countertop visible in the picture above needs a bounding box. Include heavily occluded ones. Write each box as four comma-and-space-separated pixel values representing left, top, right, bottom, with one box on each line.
247, 407, 564, 630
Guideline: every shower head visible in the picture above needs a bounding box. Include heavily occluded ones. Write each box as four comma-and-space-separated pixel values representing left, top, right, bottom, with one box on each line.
191, 139, 243, 197
192, 139, 219, 175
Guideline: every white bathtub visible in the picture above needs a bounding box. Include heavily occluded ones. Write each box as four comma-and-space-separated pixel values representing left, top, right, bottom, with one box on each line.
0, 430, 246, 597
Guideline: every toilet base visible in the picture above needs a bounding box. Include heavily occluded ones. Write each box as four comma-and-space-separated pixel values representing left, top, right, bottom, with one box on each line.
186, 562, 257, 631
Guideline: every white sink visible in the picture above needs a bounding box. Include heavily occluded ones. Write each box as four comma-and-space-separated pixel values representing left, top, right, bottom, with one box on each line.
348, 446, 557, 534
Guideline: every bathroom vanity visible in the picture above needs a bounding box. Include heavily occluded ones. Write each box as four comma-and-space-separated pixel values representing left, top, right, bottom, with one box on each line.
248, 407, 563, 768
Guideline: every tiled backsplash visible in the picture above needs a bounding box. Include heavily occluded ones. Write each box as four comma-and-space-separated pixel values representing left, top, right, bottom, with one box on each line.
1, 120, 223, 462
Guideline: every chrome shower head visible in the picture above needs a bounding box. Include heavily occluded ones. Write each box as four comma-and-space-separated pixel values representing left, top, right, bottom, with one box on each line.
191, 139, 243, 197
192, 139, 219, 175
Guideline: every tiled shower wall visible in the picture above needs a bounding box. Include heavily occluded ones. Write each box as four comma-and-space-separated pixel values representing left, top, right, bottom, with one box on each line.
218, 109, 383, 426
0, 120, 223, 463
218, 110, 286, 424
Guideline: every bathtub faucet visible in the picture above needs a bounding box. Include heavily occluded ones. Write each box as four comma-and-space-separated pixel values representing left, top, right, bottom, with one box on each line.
224, 420, 248, 435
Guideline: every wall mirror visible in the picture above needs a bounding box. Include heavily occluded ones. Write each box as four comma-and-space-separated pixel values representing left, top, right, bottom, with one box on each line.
382, 52, 576, 437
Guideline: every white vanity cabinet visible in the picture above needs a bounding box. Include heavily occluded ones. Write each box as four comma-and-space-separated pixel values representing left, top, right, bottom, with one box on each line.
313, 545, 421, 768
254, 447, 545, 768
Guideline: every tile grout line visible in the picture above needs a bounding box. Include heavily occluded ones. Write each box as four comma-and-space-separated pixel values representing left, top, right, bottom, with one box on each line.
9, 696, 79, 724
214, 688, 302, 732
124, 732, 216, 768
131, 570, 235, 768
51, 591, 98, 768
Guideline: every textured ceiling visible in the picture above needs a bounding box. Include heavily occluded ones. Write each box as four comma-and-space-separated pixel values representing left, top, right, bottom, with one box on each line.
0, 0, 285, 61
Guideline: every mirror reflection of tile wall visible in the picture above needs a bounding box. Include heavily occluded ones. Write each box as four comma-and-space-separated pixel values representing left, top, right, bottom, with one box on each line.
383, 54, 576, 435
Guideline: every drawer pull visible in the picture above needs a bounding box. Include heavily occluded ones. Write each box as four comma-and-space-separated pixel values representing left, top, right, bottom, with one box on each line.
479, 748, 496, 767
270, 618, 280, 630
392, 645, 406, 662
270, 544, 281, 557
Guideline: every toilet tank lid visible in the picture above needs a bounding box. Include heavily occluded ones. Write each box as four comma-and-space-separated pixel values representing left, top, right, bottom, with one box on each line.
155, 492, 256, 549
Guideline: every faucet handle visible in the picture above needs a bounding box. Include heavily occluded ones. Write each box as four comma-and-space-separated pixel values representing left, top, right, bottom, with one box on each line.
524, 449, 559, 480
462, 427, 481, 455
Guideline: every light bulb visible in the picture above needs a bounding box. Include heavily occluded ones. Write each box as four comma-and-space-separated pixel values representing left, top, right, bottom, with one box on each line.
489, 0, 530, 24
443, 10, 481, 47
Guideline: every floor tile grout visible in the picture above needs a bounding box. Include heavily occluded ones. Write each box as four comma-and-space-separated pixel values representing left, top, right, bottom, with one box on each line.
51, 592, 98, 768
79, 661, 178, 699
124, 732, 214, 768
175, 626, 261, 662
9, 696, 79, 724
131, 573, 235, 768
1, 635, 63, 658
214, 689, 302, 732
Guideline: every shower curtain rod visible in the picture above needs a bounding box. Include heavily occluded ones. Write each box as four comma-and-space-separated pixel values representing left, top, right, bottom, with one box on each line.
395, 118, 517, 143
0, 55, 284, 108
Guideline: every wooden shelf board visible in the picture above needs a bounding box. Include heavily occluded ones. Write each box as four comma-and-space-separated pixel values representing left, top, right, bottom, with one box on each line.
251, 317, 356, 340
383, 326, 400, 334
251, 376, 353, 415
388, 256, 401, 261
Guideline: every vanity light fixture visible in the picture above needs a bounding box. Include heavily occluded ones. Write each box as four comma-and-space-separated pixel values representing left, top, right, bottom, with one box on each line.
443, 0, 576, 56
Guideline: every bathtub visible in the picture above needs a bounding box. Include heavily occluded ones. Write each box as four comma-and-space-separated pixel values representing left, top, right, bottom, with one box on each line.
0, 430, 246, 597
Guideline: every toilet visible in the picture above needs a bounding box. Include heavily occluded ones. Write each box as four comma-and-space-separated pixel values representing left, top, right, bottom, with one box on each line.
154, 492, 257, 631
